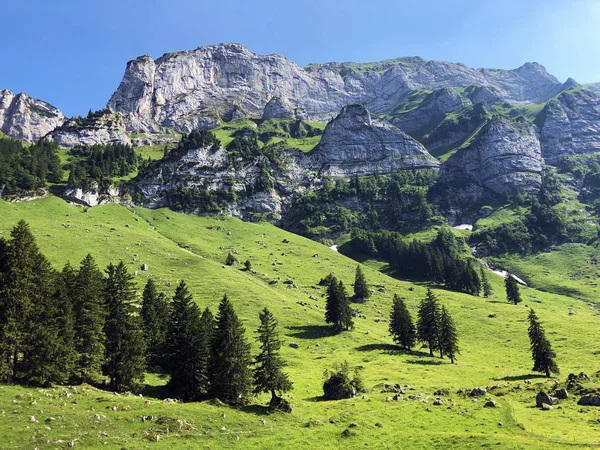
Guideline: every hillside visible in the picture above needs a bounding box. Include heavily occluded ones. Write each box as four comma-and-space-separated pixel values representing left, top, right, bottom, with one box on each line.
0, 196, 599, 448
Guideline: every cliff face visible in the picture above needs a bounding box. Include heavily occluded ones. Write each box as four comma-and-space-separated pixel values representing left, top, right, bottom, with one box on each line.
107, 43, 562, 133
540, 89, 600, 164
312, 104, 439, 177
0, 90, 65, 142
47, 111, 132, 148
443, 118, 543, 194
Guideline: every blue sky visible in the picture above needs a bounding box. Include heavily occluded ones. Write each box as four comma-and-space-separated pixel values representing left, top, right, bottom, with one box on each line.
2, 0, 599, 117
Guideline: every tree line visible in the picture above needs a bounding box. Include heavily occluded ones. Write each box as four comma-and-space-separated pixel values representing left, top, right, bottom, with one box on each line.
0, 221, 292, 407
351, 228, 485, 295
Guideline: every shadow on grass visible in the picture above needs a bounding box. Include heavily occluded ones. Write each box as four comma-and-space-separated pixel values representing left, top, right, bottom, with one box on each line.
354, 344, 430, 358
405, 358, 443, 366
240, 404, 271, 416
494, 374, 549, 382
306, 396, 329, 402
140, 382, 170, 399
287, 325, 335, 339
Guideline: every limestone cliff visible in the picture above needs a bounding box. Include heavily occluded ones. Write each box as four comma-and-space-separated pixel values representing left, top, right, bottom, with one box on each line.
0, 89, 65, 142
540, 89, 600, 164
443, 118, 543, 194
108, 43, 562, 133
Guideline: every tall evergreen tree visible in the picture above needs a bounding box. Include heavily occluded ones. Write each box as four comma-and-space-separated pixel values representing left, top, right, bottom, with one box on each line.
325, 275, 341, 327
103, 262, 146, 392
0, 221, 53, 382
337, 281, 354, 331
209, 295, 252, 405
72, 254, 106, 382
141, 279, 169, 370
505, 275, 522, 305
481, 267, 492, 298
417, 289, 441, 357
23, 271, 76, 385
353, 265, 370, 303
253, 308, 293, 403
439, 305, 460, 363
528, 309, 559, 377
389, 294, 416, 350
165, 281, 209, 400
196, 307, 215, 395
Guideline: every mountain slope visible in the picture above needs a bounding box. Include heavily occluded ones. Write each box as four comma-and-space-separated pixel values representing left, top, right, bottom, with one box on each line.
107, 43, 562, 133
0, 196, 599, 448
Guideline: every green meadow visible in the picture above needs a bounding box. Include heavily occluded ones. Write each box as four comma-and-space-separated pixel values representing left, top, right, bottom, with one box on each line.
0, 196, 599, 449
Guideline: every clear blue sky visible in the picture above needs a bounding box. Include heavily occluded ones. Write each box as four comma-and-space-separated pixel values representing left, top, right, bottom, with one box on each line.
2, 0, 599, 117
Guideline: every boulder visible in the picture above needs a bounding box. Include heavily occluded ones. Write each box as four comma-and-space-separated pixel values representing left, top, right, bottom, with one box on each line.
578, 395, 600, 406
289, 342, 299, 349
535, 391, 558, 407
554, 389, 568, 400
470, 388, 487, 397
433, 399, 444, 406
269, 395, 293, 413
541, 403, 553, 411
484, 400, 497, 408
262, 96, 294, 120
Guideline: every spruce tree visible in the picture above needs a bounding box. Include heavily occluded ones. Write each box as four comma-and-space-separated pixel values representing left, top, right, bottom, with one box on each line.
23, 271, 76, 385
528, 309, 559, 377
103, 262, 146, 392
389, 294, 416, 350
481, 267, 492, 298
439, 305, 459, 363
0, 221, 53, 382
417, 289, 441, 357
337, 281, 354, 331
196, 307, 215, 395
325, 275, 341, 327
209, 295, 252, 405
353, 265, 370, 303
73, 254, 106, 382
141, 279, 169, 370
253, 308, 293, 403
165, 280, 206, 400
505, 275, 522, 305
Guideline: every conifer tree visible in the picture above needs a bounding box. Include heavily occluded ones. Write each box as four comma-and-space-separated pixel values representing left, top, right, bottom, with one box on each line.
0, 221, 53, 382
73, 254, 106, 382
325, 275, 341, 327
165, 280, 206, 400
505, 275, 522, 305
528, 309, 559, 377
209, 295, 252, 405
353, 265, 370, 303
337, 281, 354, 331
141, 279, 169, 370
253, 308, 293, 403
481, 267, 492, 298
23, 271, 76, 385
196, 307, 215, 395
389, 294, 416, 350
439, 305, 459, 363
103, 262, 146, 392
417, 289, 441, 357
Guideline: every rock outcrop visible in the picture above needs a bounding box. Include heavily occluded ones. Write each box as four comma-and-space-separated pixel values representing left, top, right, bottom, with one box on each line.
262, 96, 294, 120
390, 88, 465, 135
48, 110, 131, 148
0, 89, 65, 142
540, 89, 600, 164
313, 104, 439, 177
107, 43, 562, 133
443, 117, 543, 194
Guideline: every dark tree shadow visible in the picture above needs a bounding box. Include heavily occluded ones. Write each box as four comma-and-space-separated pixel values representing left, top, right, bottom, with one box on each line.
305, 396, 328, 402
240, 404, 271, 416
494, 374, 549, 382
287, 325, 335, 339
405, 358, 443, 366
354, 344, 430, 358
140, 383, 170, 399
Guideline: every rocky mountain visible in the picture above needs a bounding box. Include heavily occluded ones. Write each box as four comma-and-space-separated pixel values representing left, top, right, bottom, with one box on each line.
107, 43, 564, 134
539, 89, 600, 164
443, 118, 543, 194
0, 89, 65, 142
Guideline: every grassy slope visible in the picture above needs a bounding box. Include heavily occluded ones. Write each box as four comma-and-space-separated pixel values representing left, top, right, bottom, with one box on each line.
0, 197, 599, 448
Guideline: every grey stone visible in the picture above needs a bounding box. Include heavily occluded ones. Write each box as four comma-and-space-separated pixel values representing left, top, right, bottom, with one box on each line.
578, 395, 600, 406
0, 89, 65, 142
536, 391, 558, 407
470, 388, 487, 397
542, 403, 553, 411
484, 400, 497, 408
554, 389, 568, 400
262, 96, 294, 120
